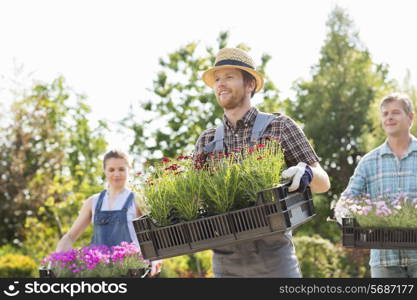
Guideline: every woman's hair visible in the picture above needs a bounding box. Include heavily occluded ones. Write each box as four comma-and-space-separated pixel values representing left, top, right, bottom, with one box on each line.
103, 149, 131, 169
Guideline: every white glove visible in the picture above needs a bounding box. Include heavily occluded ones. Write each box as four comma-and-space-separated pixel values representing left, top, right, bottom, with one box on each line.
281, 162, 308, 192
332, 197, 351, 226
151, 259, 162, 276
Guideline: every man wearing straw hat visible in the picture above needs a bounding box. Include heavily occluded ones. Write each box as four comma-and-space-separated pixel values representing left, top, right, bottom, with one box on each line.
194, 48, 330, 277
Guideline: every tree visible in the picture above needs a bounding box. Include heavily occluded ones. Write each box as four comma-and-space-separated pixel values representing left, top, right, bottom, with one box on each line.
124, 32, 282, 163
287, 6, 395, 200
0, 77, 107, 246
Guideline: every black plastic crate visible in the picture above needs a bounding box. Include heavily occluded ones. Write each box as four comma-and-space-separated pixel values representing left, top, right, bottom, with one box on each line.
133, 184, 315, 260
342, 218, 417, 249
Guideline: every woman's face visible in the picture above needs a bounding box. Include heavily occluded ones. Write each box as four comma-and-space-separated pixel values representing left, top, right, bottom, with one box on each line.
104, 158, 129, 189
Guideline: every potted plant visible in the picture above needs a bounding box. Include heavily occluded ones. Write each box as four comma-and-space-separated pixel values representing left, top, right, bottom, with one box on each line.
131, 140, 315, 260
336, 193, 417, 249
134, 139, 286, 225
40, 242, 150, 278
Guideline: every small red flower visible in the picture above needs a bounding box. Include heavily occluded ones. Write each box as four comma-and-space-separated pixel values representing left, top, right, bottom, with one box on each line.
162, 157, 170, 164
257, 144, 266, 148
164, 164, 180, 171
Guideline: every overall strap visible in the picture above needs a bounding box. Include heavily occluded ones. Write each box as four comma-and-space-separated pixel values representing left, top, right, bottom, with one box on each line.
203, 124, 225, 153
121, 192, 135, 211
250, 112, 276, 145
95, 190, 107, 213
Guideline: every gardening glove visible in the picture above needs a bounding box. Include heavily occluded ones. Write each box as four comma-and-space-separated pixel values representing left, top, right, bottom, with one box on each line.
151, 259, 162, 277
332, 197, 350, 226
281, 162, 313, 193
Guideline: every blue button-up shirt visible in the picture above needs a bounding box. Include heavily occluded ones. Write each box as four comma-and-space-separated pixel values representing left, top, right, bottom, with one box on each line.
341, 135, 417, 267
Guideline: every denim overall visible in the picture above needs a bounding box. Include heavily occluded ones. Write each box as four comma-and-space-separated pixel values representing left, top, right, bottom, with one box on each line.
203, 112, 301, 278
91, 190, 134, 247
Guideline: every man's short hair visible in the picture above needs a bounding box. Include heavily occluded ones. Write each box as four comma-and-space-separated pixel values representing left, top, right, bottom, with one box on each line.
380, 93, 414, 115
240, 69, 256, 98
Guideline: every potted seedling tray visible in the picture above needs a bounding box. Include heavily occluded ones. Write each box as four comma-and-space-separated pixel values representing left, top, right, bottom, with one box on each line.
342, 218, 417, 249
133, 184, 315, 260
38, 267, 151, 278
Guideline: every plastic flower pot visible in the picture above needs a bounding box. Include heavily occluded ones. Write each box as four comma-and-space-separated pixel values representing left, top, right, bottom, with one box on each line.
342, 218, 417, 249
133, 183, 315, 260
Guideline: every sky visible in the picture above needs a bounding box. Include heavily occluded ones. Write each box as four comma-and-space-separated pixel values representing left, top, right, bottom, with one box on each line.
1, 0, 417, 153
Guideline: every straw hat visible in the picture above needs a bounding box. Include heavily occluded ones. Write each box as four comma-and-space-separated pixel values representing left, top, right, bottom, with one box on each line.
202, 48, 264, 93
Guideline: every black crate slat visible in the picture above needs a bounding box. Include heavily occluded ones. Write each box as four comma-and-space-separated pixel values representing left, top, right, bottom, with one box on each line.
342, 218, 417, 249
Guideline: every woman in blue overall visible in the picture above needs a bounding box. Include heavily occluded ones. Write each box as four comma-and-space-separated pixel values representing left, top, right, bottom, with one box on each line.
56, 150, 162, 276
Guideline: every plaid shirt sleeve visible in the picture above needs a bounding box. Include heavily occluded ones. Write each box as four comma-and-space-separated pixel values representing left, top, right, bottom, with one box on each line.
277, 115, 319, 167
194, 128, 216, 158
340, 158, 368, 197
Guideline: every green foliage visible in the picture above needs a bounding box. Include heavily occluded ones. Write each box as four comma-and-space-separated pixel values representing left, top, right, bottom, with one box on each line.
124, 31, 281, 162
0, 254, 37, 278
135, 141, 284, 225
294, 195, 341, 243
287, 6, 395, 202
201, 141, 284, 214
0, 76, 107, 258
22, 180, 97, 263
294, 235, 346, 277
338, 247, 370, 278
294, 234, 370, 278
0, 244, 24, 256
402, 70, 417, 136
159, 251, 213, 278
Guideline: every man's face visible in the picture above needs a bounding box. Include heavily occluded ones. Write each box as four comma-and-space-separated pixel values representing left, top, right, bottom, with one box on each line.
381, 100, 414, 137
213, 68, 252, 109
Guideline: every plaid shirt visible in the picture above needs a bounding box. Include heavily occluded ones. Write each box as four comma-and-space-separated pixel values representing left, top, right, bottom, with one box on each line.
341, 135, 417, 267
194, 107, 319, 167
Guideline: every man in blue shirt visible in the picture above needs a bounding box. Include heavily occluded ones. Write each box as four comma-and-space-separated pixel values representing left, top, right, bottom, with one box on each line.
337, 93, 417, 277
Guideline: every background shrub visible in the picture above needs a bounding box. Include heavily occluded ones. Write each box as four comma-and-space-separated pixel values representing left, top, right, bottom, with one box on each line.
0, 254, 37, 278
160, 251, 213, 278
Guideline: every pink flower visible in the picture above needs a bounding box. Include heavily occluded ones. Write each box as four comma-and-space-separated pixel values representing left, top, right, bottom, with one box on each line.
360, 205, 372, 215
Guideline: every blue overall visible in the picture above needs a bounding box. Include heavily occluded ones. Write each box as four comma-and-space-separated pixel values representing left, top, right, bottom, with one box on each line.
91, 190, 134, 247
203, 112, 301, 278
